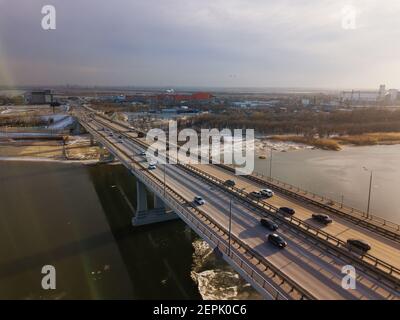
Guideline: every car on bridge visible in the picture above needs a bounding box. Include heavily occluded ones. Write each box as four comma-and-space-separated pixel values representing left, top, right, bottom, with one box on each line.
250, 191, 263, 199
223, 179, 236, 187
194, 196, 205, 206
147, 164, 156, 170
268, 233, 287, 248
260, 219, 278, 231
312, 213, 333, 225
279, 207, 296, 216
260, 189, 274, 198
347, 239, 371, 253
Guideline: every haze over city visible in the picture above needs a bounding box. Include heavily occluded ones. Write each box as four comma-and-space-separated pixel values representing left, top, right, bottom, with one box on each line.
1, 0, 400, 306
1, 0, 400, 89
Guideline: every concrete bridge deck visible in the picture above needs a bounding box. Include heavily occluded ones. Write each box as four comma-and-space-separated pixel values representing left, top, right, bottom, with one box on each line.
75, 108, 400, 300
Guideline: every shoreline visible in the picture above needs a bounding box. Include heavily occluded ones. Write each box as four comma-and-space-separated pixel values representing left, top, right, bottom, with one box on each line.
268, 132, 400, 151
0, 156, 100, 165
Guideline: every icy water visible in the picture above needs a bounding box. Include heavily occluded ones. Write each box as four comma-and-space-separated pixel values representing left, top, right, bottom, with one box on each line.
0, 161, 256, 299
255, 144, 400, 224
0, 144, 399, 299
0, 162, 202, 299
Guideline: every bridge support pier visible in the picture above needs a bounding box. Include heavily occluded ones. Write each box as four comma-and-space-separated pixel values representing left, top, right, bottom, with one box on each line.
98, 143, 115, 163
154, 195, 165, 210
136, 180, 148, 212
132, 180, 179, 226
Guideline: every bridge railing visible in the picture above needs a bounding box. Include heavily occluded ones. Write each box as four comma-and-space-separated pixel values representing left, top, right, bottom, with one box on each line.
80, 112, 400, 293
88, 108, 400, 238
216, 164, 400, 239
253, 170, 400, 232
182, 163, 400, 291
80, 117, 315, 300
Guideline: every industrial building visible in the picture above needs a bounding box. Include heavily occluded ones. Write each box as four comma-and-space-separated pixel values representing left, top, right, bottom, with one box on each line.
24, 90, 53, 105
340, 85, 399, 105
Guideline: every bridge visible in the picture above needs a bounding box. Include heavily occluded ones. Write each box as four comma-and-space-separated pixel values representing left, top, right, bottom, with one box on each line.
75, 106, 400, 300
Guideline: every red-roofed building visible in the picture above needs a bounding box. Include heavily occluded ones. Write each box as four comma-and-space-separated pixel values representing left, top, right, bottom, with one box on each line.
191, 92, 213, 101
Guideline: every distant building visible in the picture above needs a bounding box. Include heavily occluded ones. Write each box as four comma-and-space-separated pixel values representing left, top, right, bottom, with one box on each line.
379, 84, 386, 99
232, 100, 279, 108
388, 89, 398, 102
341, 90, 379, 102
24, 90, 53, 105
153, 92, 214, 105
340, 85, 389, 104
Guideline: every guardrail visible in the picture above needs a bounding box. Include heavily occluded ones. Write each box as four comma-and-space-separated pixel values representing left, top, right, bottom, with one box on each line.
87, 108, 400, 238
216, 164, 400, 242
79, 117, 315, 300
179, 164, 400, 292
81, 111, 400, 292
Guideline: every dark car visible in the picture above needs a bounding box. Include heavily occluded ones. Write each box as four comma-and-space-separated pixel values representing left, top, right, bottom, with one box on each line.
268, 234, 287, 248
224, 180, 236, 187
250, 191, 263, 199
312, 213, 333, 225
279, 207, 296, 215
260, 219, 278, 231
347, 239, 371, 253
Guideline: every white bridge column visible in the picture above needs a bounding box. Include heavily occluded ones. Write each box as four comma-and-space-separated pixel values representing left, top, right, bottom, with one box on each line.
136, 180, 148, 212
98, 143, 115, 163
154, 195, 165, 210
132, 179, 179, 226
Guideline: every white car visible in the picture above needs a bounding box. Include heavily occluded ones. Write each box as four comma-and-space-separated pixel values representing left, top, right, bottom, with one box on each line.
148, 164, 156, 170
139, 151, 146, 156
260, 189, 274, 198
194, 196, 205, 206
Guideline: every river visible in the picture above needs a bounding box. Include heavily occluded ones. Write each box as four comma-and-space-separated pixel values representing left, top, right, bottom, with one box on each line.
254, 144, 400, 224
0, 144, 399, 299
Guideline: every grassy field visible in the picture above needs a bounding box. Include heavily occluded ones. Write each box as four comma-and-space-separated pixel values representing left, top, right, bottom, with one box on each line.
334, 132, 400, 146
0, 140, 101, 160
270, 135, 341, 151
270, 132, 400, 151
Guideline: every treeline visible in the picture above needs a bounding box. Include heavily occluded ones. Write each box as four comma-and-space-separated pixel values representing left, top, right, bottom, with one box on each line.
0, 95, 24, 105
0, 115, 48, 127
182, 108, 400, 137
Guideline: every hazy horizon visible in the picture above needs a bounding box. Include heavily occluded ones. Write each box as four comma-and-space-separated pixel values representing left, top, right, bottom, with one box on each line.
1, 1, 400, 89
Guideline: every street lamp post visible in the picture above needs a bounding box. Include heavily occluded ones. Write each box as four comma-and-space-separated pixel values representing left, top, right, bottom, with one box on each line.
269, 148, 273, 178
228, 198, 233, 256
363, 167, 373, 219
164, 163, 166, 196
366, 171, 373, 218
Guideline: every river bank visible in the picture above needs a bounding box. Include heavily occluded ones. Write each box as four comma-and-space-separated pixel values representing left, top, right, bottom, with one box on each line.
269, 132, 400, 151
0, 161, 251, 299
0, 135, 103, 162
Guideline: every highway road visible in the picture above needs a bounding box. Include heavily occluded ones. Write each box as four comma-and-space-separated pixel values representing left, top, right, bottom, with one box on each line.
83, 114, 399, 300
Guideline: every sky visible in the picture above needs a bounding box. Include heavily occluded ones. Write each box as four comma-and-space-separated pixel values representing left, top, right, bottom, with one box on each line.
0, 0, 400, 89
